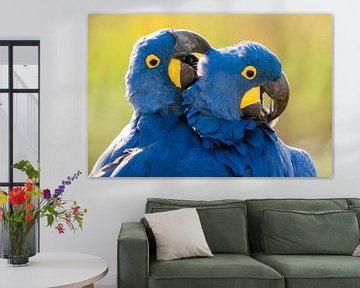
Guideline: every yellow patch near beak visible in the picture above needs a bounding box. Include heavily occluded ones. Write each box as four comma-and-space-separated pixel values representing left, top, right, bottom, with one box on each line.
240, 86, 261, 109
168, 58, 182, 88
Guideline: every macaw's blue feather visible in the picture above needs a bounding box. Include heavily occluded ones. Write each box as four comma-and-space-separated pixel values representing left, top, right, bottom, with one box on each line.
137, 113, 181, 145
185, 104, 257, 147
183, 96, 297, 177
287, 146, 317, 177
184, 86, 290, 176
248, 149, 268, 176
90, 112, 141, 177
260, 138, 293, 177
110, 114, 232, 177
214, 146, 249, 176
234, 141, 247, 156
246, 129, 265, 148
93, 113, 233, 177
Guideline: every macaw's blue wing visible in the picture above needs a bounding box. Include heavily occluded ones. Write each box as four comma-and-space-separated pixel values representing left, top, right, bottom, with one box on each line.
287, 146, 318, 177
90, 112, 141, 177
212, 128, 294, 177
109, 115, 232, 177
264, 127, 316, 177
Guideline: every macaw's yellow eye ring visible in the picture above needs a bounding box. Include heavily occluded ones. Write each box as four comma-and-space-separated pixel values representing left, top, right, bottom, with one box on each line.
241, 66, 257, 80
146, 54, 161, 69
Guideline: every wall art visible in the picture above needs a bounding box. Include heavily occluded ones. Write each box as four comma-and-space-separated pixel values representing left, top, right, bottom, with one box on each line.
88, 14, 332, 177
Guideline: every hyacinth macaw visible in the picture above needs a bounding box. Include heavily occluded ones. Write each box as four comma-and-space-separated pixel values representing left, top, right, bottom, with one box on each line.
90, 29, 232, 177
183, 41, 317, 177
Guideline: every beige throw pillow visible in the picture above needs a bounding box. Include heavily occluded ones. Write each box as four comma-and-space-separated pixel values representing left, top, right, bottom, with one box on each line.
145, 208, 213, 261
353, 244, 360, 256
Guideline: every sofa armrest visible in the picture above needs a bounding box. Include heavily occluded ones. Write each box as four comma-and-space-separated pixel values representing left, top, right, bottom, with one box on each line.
118, 222, 149, 288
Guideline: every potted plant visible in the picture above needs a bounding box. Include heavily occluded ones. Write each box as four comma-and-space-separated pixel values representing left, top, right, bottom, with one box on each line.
0, 160, 87, 266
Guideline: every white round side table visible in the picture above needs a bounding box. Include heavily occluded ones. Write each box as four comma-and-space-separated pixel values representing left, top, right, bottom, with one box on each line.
0, 252, 108, 288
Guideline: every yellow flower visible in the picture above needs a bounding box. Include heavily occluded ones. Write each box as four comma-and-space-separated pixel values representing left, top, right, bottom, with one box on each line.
0, 190, 7, 206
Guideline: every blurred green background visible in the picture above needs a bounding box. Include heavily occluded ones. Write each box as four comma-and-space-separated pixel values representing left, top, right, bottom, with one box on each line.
88, 14, 332, 177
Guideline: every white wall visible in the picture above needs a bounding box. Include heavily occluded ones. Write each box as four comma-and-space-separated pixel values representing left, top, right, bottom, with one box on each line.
1, 0, 360, 286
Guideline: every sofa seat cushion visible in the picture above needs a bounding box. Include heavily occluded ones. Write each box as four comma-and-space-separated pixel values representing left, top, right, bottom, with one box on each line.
149, 254, 284, 288
252, 252, 360, 288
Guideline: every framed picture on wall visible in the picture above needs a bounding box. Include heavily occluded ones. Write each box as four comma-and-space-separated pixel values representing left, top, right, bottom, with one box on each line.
88, 14, 332, 178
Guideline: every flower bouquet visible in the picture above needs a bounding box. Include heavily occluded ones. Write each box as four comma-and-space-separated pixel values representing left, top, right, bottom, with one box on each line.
0, 160, 87, 266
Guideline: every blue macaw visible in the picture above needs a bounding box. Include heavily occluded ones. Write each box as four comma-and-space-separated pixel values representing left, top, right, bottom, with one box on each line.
183, 41, 317, 177
90, 29, 232, 177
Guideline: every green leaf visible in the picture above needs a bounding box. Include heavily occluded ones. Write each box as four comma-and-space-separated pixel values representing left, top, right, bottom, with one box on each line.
45, 205, 60, 217
12, 160, 40, 180
75, 216, 83, 230
47, 214, 54, 227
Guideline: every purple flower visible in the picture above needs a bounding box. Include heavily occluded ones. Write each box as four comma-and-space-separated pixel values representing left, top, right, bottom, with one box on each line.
43, 189, 51, 200
54, 188, 64, 199
54, 171, 81, 199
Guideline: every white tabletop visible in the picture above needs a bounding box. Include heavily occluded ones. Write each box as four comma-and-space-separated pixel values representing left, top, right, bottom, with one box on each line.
0, 252, 108, 288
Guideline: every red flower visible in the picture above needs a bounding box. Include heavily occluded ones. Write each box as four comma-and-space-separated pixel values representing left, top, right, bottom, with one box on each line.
65, 214, 71, 225
26, 203, 34, 210
72, 205, 80, 215
26, 214, 33, 221
9, 187, 26, 205
24, 193, 31, 200
25, 182, 33, 192
56, 223, 65, 234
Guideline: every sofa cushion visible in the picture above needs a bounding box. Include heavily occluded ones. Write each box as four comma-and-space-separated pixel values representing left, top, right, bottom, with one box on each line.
261, 209, 359, 255
347, 198, 360, 207
252, 252, 360, 288
349, 205, 360, 228
246, 198, 349, 252
149, 254, 284, 288
146, 198, 248, 254
145, 208, 213, 261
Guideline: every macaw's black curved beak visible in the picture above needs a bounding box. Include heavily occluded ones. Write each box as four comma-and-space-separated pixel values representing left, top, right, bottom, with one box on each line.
261, 72, 290, 123
241, 72, 290, 126
168, 30, 211, 89
172, 30, 211, 57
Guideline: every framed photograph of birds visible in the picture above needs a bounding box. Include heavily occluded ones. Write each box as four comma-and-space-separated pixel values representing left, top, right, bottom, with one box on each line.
88, 14, 332, 177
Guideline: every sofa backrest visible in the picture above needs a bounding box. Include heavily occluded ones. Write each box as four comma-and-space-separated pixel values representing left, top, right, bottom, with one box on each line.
245, 198, 350, 252
145, 198, 249, 254
348, 198, 360, 228
348, 198, 360, 207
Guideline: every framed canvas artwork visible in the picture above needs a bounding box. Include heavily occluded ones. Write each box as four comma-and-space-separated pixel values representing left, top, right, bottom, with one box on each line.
88, 14, 332, 177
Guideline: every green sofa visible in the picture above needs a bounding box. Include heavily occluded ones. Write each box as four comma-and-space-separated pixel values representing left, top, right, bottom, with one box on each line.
118, 198, 360, 288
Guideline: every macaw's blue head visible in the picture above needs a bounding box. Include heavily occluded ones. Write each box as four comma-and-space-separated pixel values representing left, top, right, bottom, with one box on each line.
126, 29, 211, 116
191, 41, 290, 123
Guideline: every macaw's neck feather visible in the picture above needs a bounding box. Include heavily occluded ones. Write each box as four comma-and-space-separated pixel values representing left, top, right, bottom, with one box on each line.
137, 112, 186, 145
184, 94, 293, 176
